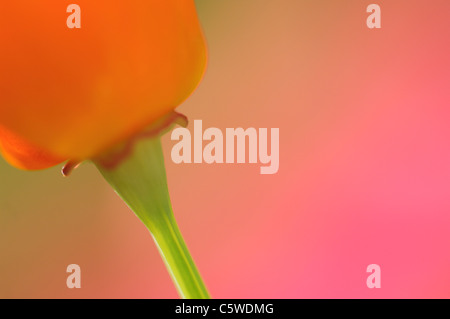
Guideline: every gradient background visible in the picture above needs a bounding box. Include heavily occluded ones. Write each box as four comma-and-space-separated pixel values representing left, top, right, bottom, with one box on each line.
1, 0, 450, 298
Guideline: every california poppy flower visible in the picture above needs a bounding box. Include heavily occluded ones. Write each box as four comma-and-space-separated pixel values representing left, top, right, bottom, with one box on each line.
0, 1, 210, 298
0, 1, 206, 169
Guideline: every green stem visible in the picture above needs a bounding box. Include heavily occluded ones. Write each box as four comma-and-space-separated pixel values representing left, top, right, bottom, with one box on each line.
95, 136, 210, 299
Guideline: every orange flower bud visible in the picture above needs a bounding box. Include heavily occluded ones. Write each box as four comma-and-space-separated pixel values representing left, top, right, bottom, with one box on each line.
0, 1, 207, 170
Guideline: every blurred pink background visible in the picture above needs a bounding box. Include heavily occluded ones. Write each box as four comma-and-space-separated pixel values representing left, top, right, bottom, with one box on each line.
0, 0, 449, 298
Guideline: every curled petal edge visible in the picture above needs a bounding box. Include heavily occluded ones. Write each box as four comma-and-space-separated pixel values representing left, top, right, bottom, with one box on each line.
62, 111, 188, 177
